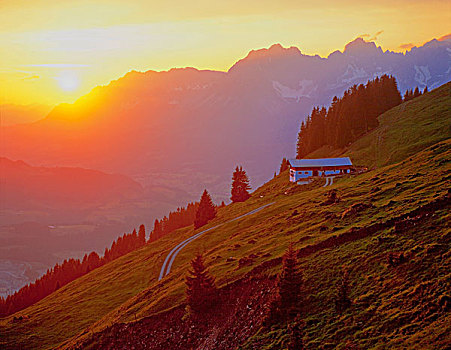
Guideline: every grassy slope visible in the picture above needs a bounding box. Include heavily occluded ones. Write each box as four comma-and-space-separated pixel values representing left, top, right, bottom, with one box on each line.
1, 84, 450, 350
307, 82, 450, 167
240, 202, 450, 349
70, 139, 450, 350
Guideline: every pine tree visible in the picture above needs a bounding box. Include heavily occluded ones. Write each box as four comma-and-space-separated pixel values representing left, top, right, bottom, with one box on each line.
194, 190, 216, 229
413, 86, 421, 98
278, 243, 303, 318
131, 228, 138, 249
151, 219, 162, 241
185, 254, 216, 315
423, 86, 428, 94
279, 158, 289, 173
296, 121, 307, 158
334, 269, 352, 313
138, 224, 146, 245
230, 166, 251, 203
287, 318, 304, 350
265, 244, 303, 326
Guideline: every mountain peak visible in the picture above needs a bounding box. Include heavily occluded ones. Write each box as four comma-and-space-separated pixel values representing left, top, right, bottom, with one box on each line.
228, 44, 303, 73
344, 37, 382, 56
248, 43, 302, 58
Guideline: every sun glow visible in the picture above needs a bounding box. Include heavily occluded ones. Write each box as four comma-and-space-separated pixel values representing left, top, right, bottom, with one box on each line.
55, 70, 80, 92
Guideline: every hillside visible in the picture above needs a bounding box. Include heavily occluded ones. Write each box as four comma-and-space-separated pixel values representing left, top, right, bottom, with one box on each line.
1, 37, 450, 202
0, 84, 450, 349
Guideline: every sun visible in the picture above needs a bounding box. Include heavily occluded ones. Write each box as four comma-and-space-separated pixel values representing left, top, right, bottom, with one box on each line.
55, 70, 80, 92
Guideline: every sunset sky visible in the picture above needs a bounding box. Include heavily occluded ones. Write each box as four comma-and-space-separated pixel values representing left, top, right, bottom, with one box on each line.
0, 0, 450, 105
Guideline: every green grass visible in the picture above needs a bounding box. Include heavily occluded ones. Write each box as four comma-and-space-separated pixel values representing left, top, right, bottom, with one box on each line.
0, 84, 450, 350
240, 206, 450, 349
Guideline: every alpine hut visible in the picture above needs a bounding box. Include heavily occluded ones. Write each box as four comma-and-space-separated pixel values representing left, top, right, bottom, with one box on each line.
288, 157, 354, 183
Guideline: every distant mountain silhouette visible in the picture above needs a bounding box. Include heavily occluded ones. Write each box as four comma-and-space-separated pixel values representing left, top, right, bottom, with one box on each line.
0, 157, 143, 211
1, 36, 450, 199
0, 103, 51, 126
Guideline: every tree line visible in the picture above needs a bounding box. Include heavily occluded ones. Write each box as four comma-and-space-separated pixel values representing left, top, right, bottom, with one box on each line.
0, 225, 146, 317
296, 75, 427, 158
152, 165, 251, 235
150, 202, 200, 242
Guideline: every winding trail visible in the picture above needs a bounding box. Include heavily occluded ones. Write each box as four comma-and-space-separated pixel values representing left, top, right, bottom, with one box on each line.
158, 202, 275, 280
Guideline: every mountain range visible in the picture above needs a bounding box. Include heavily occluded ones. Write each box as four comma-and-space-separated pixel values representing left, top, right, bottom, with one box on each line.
1, 36, 450, 202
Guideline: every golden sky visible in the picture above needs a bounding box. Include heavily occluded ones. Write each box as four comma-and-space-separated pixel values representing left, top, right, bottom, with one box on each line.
0, 0, 450, 105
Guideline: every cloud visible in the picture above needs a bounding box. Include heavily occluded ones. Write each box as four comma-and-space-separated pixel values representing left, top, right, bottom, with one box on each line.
23, 75, 40, 80
399, 43, 415, 50
23, 64, 90, 68
358, 31, 383, 42
369, 30, 383, 41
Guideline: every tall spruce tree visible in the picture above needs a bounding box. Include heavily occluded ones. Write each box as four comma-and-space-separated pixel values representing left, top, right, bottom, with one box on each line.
138, 224, 146, 245
231, 166, 251, 203
185, 254, 216, 315
287, 318, 304, 350
413, 86, 421, 98
151, 219, 162, 241
194, 190, 216, 229
279, 158, 289, 173
278, 243, 303, 318
334, 269, 352, 314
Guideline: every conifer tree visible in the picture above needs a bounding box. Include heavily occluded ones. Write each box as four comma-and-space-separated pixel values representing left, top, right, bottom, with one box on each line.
194, 190, 216, 229
230, 166, 251, 203
265, 244, 303, 325
278, 243, 303, 318
279, 158, 289, 173
413, 86, 421, 98
287, 318, 304, 350
131, 228, 138, 249
334, 269, 352, 313
151, 219, 162, 241
185, 254, 216, 315
138, 224, 146, 245
403, 90, 409, 102
423, 86, 428, 94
